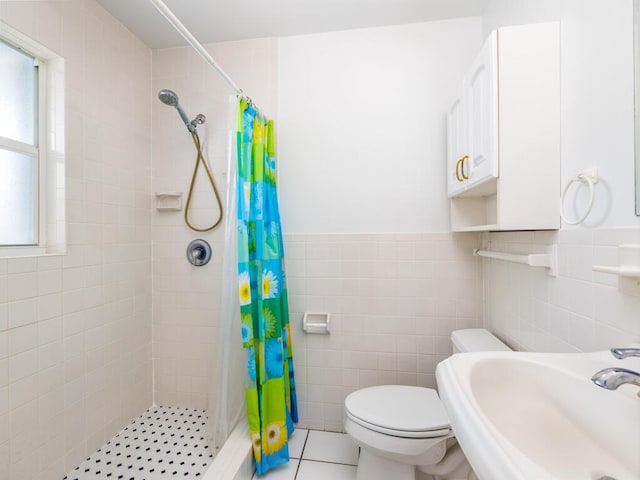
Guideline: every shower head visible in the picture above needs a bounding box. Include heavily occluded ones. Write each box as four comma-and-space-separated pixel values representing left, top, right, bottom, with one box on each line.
158, 89, 179, 107
158, 89, 203, 133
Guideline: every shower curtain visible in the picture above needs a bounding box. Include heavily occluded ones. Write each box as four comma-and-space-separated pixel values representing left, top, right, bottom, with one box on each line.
237, 98, 298, 475
207, 96, 246, 455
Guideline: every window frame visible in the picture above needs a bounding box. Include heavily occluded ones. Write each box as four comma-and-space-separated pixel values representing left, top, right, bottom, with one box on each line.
0, 20, 65, 258
0, 39, 40, 246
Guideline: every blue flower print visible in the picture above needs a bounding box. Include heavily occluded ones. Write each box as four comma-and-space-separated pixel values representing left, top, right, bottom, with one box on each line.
241, 323, 252, 343
265, 339, 284, 378
247, 348, 256, 382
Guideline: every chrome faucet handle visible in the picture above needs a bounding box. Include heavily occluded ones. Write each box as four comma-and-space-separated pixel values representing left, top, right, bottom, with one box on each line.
592, 367, 640, 390
611, 348, 640, 359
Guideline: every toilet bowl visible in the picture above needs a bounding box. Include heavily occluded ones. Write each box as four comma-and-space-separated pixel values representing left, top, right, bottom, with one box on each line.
344, 329, 511, 480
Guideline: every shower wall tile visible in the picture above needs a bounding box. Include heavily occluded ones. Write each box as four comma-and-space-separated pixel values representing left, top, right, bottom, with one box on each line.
151, 38, 278, 412
483, 227, 640, 353
0, 1, 152, 479
284, 232, 482, 431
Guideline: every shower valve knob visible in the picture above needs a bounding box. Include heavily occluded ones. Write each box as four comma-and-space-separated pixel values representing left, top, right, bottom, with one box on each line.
187, 239, 212, 266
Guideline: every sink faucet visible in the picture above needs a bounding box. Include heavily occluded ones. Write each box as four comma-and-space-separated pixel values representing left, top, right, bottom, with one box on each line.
591, 348, 640, 395
610, 347, 640, 359
591, 368, 640, 390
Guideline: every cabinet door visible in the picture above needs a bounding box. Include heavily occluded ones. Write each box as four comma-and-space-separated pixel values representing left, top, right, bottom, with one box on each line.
446, 92, 467, 197
465, 31, 498, 190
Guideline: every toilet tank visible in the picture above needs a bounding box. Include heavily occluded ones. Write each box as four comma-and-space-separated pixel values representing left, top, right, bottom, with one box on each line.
451, 328, 511, 354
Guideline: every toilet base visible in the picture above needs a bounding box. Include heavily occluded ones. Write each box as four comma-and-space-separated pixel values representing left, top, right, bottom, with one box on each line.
356, 449, 416, 480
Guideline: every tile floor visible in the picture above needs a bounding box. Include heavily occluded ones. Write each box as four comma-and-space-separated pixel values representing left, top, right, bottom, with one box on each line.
63, 406, 214, 479
62, 409, 356, 480
253, 430, 358, 480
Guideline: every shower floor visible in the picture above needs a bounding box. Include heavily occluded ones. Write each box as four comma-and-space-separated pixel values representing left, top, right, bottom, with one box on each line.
63, 406, 214, 480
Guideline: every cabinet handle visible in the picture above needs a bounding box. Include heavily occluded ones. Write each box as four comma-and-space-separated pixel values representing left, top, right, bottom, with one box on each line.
460, 155, 469, 180
456, 155, 469, 182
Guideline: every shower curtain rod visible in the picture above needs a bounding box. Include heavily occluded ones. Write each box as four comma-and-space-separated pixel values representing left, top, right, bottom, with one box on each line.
149, 0, 244, 96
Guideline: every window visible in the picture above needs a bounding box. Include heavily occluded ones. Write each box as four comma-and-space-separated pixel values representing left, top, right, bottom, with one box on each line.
0, 38, 39, 245
0, 24, 65, 257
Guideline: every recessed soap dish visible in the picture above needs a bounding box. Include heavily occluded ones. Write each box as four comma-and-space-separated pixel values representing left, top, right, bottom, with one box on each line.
156, 192, 183, 211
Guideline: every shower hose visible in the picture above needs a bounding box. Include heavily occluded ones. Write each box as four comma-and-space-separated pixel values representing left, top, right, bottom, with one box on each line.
185, 131, 224, 232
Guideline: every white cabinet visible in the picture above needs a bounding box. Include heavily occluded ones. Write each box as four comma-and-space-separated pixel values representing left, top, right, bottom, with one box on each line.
446, 93, 466, 196
447, 23, 561, 232
464, 32, 498, 190
447, 32, 498, 196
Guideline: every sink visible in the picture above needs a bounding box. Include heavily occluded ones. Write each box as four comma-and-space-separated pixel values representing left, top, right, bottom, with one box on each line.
436, 350, 640, 480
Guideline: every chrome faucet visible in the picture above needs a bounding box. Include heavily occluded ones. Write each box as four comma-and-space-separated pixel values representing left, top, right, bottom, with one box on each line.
591, 348, 640, 395
591, 368, 640, 390
610, 347, 640, 359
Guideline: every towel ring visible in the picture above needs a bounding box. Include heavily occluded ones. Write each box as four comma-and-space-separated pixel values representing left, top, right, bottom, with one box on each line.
560, 172, 597, 225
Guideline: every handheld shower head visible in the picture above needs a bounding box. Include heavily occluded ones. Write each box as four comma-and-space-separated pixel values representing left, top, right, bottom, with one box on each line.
158, 89, 179, 107
158, 89, 198, 133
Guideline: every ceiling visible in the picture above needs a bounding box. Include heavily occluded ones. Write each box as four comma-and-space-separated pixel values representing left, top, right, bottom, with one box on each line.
95, 0, 488, 49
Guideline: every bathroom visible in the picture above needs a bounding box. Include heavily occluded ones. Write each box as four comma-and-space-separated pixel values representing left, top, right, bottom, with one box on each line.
0, 0, 638, 479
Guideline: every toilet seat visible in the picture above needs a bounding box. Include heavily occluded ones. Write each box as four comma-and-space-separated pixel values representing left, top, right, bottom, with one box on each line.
344, 385, 451, 439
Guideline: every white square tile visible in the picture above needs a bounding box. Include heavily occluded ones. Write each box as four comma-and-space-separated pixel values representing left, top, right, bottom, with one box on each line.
288, 428, 308, 459
302, 431, 358, 465
296, 460, 357, 480
253, 458, 299, 480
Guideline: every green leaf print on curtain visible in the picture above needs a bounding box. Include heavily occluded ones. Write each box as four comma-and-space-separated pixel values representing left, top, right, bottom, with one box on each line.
237, 98, 298, 475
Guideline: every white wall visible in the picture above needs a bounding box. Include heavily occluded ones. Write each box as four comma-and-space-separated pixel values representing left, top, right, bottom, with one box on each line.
273, 20, 486, 430
277, 18, 483, 234
481, 0, 640, 353
484, 0, 638, 228
0, 2, 153, 479
285, 232, 482, 431
484, 228, 640, 353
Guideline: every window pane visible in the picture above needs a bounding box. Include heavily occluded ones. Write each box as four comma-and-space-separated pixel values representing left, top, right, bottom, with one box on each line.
0, 148, 36, 245
0, 39, 35, 145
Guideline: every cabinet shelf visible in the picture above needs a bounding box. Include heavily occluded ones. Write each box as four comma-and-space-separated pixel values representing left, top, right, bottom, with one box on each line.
453, 224, 499, 232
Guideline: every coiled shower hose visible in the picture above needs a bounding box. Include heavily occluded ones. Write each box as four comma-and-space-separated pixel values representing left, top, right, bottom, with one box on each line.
184, 131, 223, 232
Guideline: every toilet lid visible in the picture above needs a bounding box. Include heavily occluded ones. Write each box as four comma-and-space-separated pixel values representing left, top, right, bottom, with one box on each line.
345, 386, 450, 435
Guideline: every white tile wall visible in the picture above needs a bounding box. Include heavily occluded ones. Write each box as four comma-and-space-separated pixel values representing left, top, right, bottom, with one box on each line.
151, 38, 278, 410
484, 227, 640, 353
285, 233, 482, 431
0, 1, 152, 479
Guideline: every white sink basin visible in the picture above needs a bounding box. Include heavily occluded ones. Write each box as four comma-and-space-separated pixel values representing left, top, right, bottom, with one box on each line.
436, 350, 640, 480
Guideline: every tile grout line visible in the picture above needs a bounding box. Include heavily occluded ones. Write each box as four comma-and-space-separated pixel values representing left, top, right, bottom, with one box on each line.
299, 458, 358, 467
292, 430, 310, 479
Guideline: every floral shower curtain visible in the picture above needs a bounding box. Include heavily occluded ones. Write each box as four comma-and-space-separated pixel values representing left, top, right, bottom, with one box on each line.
236, 98, 298, 475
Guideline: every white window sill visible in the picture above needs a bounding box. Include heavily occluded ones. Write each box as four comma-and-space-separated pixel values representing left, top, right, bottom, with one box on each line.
0, 246, 65, 259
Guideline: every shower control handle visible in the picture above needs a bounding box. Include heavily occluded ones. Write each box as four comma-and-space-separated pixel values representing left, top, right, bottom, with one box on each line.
187, 239, 212, 266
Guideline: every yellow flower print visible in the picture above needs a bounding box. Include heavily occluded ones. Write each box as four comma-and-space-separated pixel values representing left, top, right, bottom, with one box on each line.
243, 181, 251, 207
262, 421, 287, 455
262, 269, 279, 299
239, 271, 251, 306
284, 324, 292, 351
250, 430, 261, 463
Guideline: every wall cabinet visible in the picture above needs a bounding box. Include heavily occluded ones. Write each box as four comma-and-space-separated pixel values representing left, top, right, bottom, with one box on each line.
447, 23, 560, 231
447, 32, 498, 196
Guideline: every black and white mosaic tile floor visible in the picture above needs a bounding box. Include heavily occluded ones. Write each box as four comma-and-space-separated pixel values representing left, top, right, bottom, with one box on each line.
63, 406, 214, 480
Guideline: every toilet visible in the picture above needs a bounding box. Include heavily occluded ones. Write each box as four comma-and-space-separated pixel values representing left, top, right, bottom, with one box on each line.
344, 329, 511, 480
